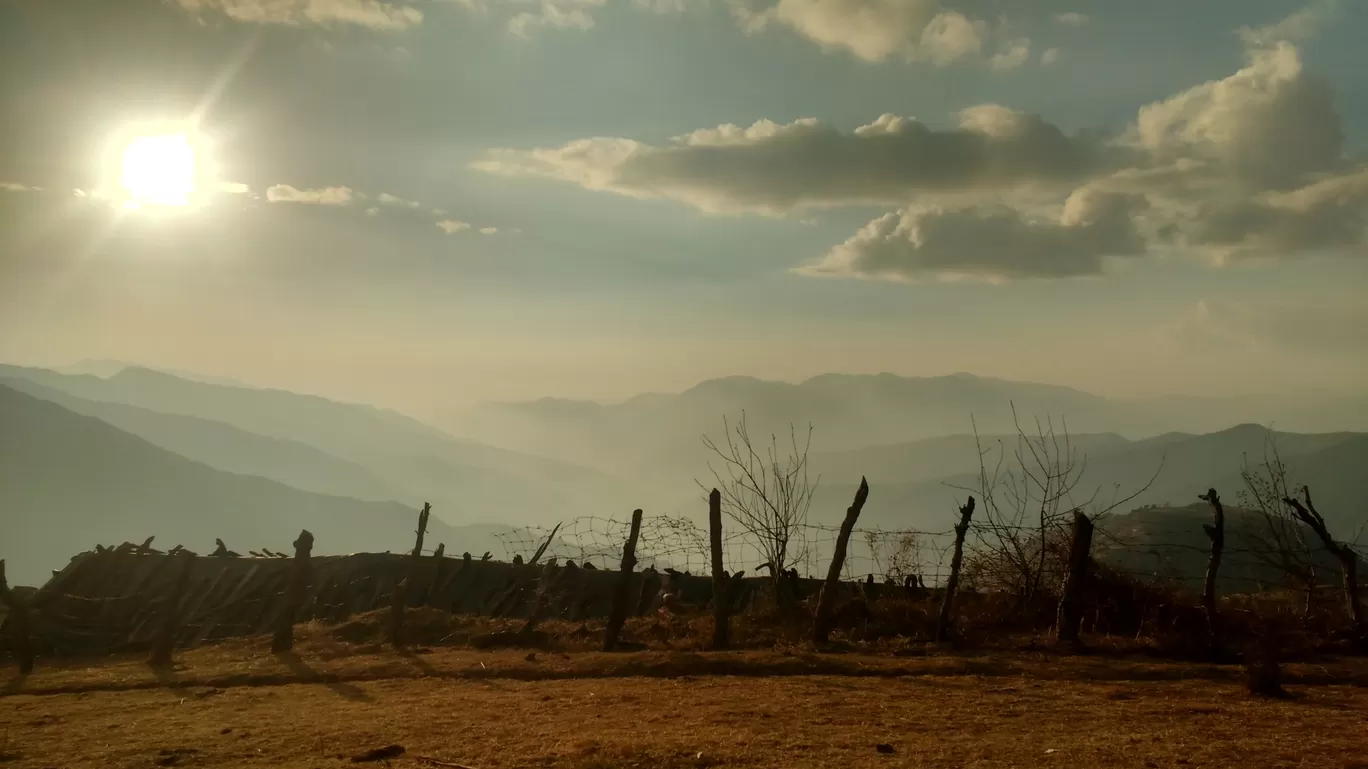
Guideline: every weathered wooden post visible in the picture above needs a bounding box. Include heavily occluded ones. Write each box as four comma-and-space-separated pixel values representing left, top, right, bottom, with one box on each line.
603, 509, 644, 651
935, 496, 976, 643
708, 488, 730, 650
812, 478, 871, 645
149, 551, 198, 668
0, 560, 35, 675
528, 523, 562, 566
1055, 511, 1095, 647
520, 561, 567, 636
272, 529, 314, 653
1198, 488, 1225, 643
390, 503, 431, 649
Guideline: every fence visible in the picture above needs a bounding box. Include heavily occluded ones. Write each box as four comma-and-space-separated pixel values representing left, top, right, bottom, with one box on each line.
491, 513, 1360, 596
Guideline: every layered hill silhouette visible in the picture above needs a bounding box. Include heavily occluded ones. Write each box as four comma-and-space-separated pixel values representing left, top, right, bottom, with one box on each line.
0, 384, 515, 585
454, 372, 1368, 480
1096, 502, 1350, 594
799, 424, 1368, 533
0, 377, 407, 504
0, 364, 631, 527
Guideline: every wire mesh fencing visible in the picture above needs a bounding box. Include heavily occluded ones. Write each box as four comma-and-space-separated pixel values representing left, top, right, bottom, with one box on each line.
491, 512, 1356, 597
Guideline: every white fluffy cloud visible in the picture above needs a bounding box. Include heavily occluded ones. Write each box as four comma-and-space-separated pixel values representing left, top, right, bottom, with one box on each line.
377, 192, 422, 208
1055, 12, 1088, 27
728, 0, 995, 65
475, 107, 1120, 214
989, 38, 1030, 71
508, 0, 607, 36
1126, 42, 1343, 191
437, 219, 472, 233
803, 188, 1149, 282
175, 0, 423, 30
266, 184, 355, 205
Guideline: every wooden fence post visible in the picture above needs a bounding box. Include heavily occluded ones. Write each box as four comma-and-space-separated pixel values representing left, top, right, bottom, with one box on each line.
149, 552, 197, 668
0, 560, 35, 675
520, 561, 568, 636
813, 478, 871, 645
528, 523, 562, 566
390, 503, 431, 649
1055, 511, 1095, 647
272, 529, 314, 653
1198, 489, 1225, 643
708, 488, 730, 650
935, 496, 976, 643
603, 509, 644, 651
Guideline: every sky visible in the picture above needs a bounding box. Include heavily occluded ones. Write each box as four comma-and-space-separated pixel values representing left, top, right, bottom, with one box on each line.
1, 0, 1366, 421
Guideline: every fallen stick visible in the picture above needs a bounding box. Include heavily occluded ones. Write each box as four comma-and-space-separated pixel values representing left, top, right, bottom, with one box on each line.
415, 756, 480, 769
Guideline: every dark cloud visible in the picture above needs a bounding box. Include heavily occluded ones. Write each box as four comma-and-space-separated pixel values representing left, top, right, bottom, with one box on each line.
476, 107, 1123, 214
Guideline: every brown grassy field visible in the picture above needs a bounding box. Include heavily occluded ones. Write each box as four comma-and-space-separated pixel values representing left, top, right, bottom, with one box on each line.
4, 624, 1368, 769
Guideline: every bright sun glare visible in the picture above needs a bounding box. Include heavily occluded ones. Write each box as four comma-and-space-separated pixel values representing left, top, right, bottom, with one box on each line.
119, 133, 196, 207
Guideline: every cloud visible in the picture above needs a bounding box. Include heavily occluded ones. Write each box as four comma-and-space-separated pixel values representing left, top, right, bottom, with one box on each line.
729, 0, 991, 66
508, 0, 606, 36
436, 219, 472, 233
479, 226, 499, 235
474, 107, 1121, 214
1, 182, 39, 193
989, 38, 1031, 71
1237, 0, 1333, 51
1040, 47, 1062, 66
476, 3, 1364, 281
217, 181, 253, 195
266, 184, 355, 205
801, 188, 1149, 282
377, 192, 422, 208
1126, 42, 1343, 191
175, 0, 424, 30
1186, 167, 1368, 262
1111, 14, 1365, 260
1160, 297, 1368, 356
634, 0, 691, 12
1055, 12, 1088, 27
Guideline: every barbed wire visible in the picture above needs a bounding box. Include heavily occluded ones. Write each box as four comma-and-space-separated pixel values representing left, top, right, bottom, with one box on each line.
489, 514, 1350, 590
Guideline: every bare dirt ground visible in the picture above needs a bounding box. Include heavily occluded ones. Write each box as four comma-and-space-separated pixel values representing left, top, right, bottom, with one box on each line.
3, 636, 1367, 769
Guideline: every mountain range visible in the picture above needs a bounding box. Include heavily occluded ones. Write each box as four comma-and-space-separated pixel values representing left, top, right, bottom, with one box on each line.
0, 384, 500, 585
2, 362, 1364, 585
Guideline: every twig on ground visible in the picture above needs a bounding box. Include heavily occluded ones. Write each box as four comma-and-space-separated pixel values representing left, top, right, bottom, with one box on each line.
415, 756, 480, 769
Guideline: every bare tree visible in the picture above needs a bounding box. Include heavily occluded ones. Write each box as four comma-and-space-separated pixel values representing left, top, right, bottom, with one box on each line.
1238, 434, 1324, 612
864, 529, 924, 584
958, 404, 1160, 599
1282, 486, 1364, 642
701, 412, 818, 591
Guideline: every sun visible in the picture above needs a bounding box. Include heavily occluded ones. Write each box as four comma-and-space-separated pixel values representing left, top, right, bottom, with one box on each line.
119, 133, 196, 207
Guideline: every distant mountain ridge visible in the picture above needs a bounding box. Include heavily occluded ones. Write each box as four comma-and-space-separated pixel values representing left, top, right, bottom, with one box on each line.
52, 359, 255, 389
0, 363, 632, 527
0, 376, 408, 504
798, 424, 1368, 533
0, 383, 513, 585
453, 371, 1368, 481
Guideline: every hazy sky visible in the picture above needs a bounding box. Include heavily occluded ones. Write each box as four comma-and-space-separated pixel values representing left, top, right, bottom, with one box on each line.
2, 0, 1366, 419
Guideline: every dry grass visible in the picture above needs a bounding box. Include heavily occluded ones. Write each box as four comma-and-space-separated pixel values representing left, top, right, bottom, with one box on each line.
4, 627, 1368, 769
